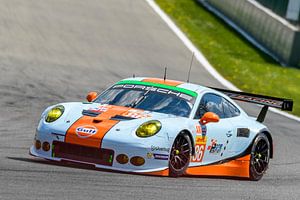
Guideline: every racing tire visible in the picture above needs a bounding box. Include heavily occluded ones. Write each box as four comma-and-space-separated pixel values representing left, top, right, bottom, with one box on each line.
249, 133, 270, 181
169, 133, 192, 177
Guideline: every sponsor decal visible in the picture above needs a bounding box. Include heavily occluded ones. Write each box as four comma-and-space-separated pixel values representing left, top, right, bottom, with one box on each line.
122, 109, 151, 119
153, 153, 169, 160
207, 139, 223, 154
88, 104, 111, 113
196, 125, 202, 135
207, 139, 217, 151
226, 132, 232, 137
75, 125, 98, 138
147, 152, 153, 159
195, 136, 207, 145
113, 84, 194, 102
220, 140, 230, 157
151, 145, 170, 152
209, 144, 223, 154
227, 93, 282, 107
201, 125, 207, 136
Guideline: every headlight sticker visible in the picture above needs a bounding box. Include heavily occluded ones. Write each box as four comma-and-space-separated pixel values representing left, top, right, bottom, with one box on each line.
136, 120, 162, 138
45, 105, 64, 123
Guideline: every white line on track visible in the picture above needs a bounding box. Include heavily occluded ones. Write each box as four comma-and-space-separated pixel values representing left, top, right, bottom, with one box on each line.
145, 0, 300, 122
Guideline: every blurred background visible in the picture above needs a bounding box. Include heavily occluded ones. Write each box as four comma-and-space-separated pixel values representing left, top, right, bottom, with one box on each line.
200, 0, 300, 67
157, 0, 300, 117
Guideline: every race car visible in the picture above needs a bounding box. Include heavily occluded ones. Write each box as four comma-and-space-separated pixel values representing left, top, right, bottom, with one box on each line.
30, 77, 293, 180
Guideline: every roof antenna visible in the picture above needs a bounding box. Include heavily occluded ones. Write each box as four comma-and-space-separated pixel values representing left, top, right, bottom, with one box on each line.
187, 52, 194, 83
163, 67, 167, 81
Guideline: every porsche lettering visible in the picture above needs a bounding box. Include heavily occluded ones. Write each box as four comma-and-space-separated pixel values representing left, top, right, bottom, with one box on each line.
113, 84, 193, 101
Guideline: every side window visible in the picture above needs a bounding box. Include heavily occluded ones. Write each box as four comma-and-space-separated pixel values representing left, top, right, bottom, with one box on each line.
194, 93, 225, 119
222, 98, 240, 118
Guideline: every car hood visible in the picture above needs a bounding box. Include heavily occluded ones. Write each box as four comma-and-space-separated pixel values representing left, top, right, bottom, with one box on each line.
47, 102, 179, 148
61, 102, 174, 122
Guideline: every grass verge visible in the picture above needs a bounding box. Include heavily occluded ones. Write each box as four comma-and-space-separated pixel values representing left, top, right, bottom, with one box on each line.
155, 0, 300, 116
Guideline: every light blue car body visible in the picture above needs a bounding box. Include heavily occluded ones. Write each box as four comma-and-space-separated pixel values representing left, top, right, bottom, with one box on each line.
30, 77, 269, 173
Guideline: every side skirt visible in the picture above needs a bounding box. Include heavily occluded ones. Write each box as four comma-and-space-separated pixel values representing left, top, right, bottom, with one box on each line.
141, 169, 170, 176
185, 154, 250, 178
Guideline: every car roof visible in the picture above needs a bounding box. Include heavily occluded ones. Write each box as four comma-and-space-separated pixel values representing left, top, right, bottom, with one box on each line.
115, 77, 247, 117
118, 77, 215, 95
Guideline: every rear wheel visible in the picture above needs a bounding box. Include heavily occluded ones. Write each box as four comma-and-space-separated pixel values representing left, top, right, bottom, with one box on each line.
169, 133, 192, 177
249, 133, 270, 181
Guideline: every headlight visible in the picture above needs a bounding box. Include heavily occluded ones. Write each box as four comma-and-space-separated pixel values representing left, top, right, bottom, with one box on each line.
45, 105, 64, 123
136, 120, 162, 138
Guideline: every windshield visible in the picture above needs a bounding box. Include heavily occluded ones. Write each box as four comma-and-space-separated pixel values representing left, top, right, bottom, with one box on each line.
94, 84, 196, 117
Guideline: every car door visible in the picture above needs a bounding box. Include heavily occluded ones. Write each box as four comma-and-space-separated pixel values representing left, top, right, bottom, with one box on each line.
191, 93, 234, 165
220, 97, 248, 158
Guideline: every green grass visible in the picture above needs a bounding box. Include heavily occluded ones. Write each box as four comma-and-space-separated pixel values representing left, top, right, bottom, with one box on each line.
156, 0, 300, 116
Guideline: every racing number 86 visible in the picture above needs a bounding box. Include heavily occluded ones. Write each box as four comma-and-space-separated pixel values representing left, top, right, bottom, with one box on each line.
191, 144, 205, 162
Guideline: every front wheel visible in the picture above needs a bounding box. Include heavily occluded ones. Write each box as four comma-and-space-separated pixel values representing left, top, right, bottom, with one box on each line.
249, 133, 270, 181
169, 133, 192, 177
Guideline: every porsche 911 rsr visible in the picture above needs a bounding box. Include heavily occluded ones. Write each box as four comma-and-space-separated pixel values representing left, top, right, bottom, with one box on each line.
30, 77, 293, 180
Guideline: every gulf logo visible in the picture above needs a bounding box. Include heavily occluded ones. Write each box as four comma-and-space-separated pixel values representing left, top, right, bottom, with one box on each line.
76, 125, 98, 138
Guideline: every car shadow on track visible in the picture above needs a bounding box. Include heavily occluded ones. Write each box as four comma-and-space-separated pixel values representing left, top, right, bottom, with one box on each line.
6, 156, 250, 181
6, 156, 162, 178
7, 156, 122, 173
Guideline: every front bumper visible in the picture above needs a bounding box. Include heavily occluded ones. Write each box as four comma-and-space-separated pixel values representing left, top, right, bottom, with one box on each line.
30, 134, 170, 174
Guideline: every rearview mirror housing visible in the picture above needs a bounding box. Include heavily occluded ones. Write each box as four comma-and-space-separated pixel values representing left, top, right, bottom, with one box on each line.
86, 91, 98, 102
200, 112, 220, 125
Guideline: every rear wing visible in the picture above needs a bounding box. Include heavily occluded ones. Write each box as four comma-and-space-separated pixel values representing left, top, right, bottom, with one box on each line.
209, 87, 293, 122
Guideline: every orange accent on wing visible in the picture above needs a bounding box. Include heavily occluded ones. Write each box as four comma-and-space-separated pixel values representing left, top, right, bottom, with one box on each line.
142, 78, 183, 86
65, 106, 131, 148
142, 168, 169, 176
186, 154, 251, 178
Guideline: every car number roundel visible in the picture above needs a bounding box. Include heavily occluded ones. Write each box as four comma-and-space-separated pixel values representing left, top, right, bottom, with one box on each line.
191, 136, 207, 162
191, 144, 205, 162
76, 125, 98, 138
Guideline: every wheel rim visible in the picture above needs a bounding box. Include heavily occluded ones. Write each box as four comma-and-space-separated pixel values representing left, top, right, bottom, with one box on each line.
170, 135, 190, 171
252, 138, 269, 174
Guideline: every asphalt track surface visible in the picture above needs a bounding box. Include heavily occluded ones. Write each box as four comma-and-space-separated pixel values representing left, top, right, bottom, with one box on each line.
0, 1, 299, 199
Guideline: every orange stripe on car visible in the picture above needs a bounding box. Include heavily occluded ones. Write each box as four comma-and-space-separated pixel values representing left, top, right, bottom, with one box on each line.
142, 78, 183, 86
65, 106, 131, 148
134, 155, 250, 177
141, 168, 169, 176
185, 154, 251, 178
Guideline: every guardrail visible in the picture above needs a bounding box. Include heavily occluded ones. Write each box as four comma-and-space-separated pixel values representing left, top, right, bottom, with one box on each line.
199, 0, 300, 68
256, 0, 300, 24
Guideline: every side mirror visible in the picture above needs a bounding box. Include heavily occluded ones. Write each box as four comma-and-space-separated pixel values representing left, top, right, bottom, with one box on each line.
86, 92, 98, 102
200, 112, 219, 125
